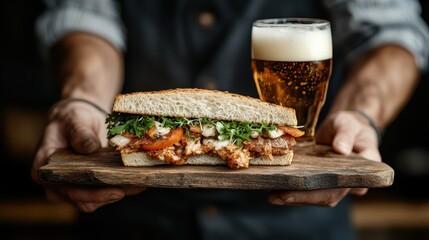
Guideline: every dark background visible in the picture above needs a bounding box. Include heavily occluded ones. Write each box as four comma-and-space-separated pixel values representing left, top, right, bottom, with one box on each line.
0, 1, 428, 240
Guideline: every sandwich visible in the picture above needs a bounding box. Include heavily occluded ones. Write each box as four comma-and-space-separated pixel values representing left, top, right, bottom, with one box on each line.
106, 88, 304, 169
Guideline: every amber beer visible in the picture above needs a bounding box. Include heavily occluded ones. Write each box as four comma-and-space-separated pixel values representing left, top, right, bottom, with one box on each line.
251, 18, 333, 145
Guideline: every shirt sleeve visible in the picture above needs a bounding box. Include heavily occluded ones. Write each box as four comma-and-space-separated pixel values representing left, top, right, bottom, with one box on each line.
35, 0, 126, 58
324, 0, 429, 72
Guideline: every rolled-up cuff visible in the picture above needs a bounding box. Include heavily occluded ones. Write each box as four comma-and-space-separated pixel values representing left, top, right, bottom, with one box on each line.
36, 7, 126, 58
346, 27, 429, 72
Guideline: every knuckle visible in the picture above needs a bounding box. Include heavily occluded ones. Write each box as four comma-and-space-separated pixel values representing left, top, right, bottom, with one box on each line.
334, 112, 354, 124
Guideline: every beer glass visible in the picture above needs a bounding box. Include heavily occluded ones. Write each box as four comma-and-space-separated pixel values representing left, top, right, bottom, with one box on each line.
251, 18, 332, 145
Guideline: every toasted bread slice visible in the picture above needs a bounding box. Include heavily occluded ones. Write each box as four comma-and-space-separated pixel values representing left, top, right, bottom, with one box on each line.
112, 88, 297, 126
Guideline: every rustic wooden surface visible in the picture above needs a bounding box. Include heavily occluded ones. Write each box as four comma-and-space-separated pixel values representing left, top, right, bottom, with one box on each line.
38, 144, 394, 190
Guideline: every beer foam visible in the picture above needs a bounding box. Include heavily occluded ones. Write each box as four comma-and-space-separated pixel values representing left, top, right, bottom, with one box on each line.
252, 25, 332, 61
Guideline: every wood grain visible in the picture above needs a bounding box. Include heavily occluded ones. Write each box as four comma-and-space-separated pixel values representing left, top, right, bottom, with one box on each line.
39, 144, 394, 190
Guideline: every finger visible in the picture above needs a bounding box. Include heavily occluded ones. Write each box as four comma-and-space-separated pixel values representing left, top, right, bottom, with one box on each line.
332, 124, 358, 155
76, 187, 146, 212
75, 187, 146, 212
54, 186, 126, 212
32, 121, 68, 184
123, 186, 146, 196
64, 186, 125, 203
268, 189, 350, 207
351, 128, 381, 162
75, 201, 120, 213
349, 188, 368, 196
315, 113, 357, 152
58, 105, 105, 154
355, 148, 382, 162
51, 186, 145, 213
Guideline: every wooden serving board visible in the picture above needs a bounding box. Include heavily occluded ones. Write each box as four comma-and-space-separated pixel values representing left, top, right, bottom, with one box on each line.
39, 144, 394, 190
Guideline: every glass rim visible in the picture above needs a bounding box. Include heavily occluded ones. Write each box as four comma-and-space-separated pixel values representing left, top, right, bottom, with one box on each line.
253, 18, 330, 28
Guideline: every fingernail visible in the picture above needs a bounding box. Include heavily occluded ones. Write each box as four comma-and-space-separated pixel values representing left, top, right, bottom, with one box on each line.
108, 194, 122, 202
81, 138, 98, 153
271, 198, 284, 205
285, 196, 295, 203
82, 138, 95, 149
335, 140, 349, 154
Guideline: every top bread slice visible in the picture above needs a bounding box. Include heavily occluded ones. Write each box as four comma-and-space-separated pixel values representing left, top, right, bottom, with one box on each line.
112, 88, 297, 126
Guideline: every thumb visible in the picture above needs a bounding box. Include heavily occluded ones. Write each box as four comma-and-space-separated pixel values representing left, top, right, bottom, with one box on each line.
65, 107, 105, 154
331, 130, 355, 155
318, 112, 359, 155
69, 123, 102, 154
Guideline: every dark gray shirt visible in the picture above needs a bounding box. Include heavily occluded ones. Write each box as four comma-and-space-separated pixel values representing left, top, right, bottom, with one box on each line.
35, 1, 429, 239
37, 0, 429, 96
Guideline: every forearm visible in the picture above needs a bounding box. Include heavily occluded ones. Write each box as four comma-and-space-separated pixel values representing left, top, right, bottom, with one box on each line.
329, 44, 419, 130
49, 32, 124, 111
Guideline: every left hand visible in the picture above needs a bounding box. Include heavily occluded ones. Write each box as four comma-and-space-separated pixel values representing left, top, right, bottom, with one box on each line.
268, 110, 381, 207
32, 101, 145, 212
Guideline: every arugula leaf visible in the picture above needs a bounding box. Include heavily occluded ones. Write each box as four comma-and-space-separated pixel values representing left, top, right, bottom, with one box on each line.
106, 113, 280, 147
106, 113, 155, 138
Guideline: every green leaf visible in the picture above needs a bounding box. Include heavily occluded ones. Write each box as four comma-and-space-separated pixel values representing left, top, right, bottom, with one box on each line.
106, 113, 281, 147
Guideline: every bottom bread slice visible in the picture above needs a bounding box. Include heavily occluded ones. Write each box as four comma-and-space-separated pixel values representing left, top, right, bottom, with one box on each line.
120, 151, 293, 167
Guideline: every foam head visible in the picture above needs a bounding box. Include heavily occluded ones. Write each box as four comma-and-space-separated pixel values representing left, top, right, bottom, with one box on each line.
252, 19, 332, 62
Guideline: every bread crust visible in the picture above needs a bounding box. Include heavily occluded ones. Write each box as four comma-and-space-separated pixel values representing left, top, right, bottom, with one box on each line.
121, 150, 293, 167
112, 88, 297, 126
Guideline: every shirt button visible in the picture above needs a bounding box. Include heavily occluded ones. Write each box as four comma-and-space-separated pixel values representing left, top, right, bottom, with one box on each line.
197, 11, 216, 28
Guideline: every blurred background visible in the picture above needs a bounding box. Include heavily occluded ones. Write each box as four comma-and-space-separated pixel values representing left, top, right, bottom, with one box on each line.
1, 1, 428, 240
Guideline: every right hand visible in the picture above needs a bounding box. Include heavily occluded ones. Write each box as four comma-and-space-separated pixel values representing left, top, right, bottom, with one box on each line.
32, 100, 145, 212
268, 110, 381, 207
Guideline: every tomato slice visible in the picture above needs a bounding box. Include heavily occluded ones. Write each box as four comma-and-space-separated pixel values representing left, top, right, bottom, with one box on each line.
141, 127, 184, 151
278, 126, 305, 137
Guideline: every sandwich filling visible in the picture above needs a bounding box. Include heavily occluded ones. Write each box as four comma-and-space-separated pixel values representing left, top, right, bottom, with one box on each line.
106, 113, 304, 169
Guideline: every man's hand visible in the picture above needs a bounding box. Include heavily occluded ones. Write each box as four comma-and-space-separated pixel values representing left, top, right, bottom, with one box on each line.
32, 101, 144, 212
267, 45, 418, 207
267, 111, 381, 207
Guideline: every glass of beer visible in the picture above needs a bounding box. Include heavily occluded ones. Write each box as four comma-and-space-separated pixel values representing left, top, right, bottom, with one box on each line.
251, 18, 332, 145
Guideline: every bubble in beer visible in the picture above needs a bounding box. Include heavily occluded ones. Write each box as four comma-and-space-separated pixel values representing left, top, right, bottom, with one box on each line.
251, 19, 333, 142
